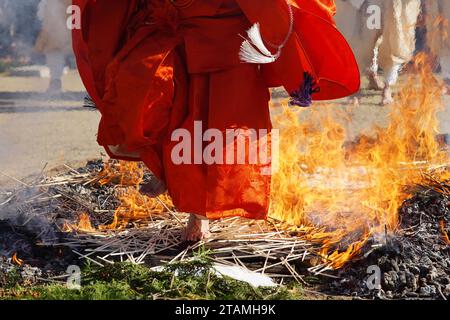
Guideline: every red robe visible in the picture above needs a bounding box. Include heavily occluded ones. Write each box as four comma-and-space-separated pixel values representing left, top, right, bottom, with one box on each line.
72, 0, 359, 219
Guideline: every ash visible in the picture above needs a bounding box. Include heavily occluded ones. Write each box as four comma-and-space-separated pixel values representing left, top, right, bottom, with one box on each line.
332, 188, 449, 299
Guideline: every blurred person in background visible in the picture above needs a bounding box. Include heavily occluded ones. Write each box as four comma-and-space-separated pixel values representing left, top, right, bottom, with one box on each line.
34, 0, 72, 94
335, 0, 421, 105
0, 1, 14, 56
425, 0, 450, 94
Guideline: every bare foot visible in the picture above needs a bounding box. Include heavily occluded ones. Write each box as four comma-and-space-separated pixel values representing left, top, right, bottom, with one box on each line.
444, 78, 450, 95
140, 177, 167, 197
368, 71, 385, 90
381, 86, 394, 105
351, 96, 360, 106
182, 214, 211, 242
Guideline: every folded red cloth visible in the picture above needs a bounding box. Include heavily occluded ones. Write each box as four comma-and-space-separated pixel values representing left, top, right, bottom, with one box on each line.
72, 0, 360, 219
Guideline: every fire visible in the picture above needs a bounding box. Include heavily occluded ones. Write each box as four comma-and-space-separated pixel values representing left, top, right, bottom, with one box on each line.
97, 161, 144, 186
11, 253, 23, 266
63, 212, 95, 233
99, 189, 173, 230
439, 220, 450, 245
70, 54, 447, 269
270, 53, 448, 268
68, 160, 174, 232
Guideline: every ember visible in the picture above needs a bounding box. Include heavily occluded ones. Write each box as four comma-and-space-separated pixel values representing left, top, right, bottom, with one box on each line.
11, 253, 23, 266
439, 220, 450, 244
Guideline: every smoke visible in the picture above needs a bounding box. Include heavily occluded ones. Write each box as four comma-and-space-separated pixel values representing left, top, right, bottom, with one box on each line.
0, 0, 42, 60
0, 187, 59, 246
0, 0, 82, 187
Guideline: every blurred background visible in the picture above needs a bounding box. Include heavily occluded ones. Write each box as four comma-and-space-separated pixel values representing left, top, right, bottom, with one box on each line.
0, 0, 102, 187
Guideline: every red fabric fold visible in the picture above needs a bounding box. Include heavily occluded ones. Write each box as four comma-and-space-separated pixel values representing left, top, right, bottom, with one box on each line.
72, 0, 360, 218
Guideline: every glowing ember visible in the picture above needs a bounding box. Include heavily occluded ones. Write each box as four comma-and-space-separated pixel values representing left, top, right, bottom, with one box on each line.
11, 252, 23, 266
439, 220, 450, 245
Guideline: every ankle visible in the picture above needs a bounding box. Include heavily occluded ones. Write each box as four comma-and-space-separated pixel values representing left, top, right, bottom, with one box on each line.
193, 214, 209, 221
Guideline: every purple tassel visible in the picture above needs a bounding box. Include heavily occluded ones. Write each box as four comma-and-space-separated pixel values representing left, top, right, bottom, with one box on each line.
289, 72, 320, 107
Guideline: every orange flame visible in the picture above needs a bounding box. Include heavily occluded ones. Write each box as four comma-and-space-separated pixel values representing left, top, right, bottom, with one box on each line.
99, 189, 173, 230
12, 253, 23, 266
269, 53, 448, 268
68, 160, 174, 232
69, 54, 448, 270
439, 220, 450, 245
63, 212, 95, 233
97, 161, 144, 186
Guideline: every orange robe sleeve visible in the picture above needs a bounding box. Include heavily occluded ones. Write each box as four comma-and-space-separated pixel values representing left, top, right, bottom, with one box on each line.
72, 0, 360, 159
236, 0, 360, 100
72, 0, 139, 110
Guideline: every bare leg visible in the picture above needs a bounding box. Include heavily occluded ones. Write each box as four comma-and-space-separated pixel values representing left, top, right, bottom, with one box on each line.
444, 78, 450, 95
182, 214, 211, 241
441, 54, 450, 95
382, 84, 394, 105
368, 35, 384, 91
381, 62, 402, 105
367, 71, 385, 90
46, 51, 65, 94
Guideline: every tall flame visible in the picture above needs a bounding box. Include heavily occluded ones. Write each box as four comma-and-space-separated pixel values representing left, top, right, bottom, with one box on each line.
69, 55, 448, 269
270, 54, 448, 268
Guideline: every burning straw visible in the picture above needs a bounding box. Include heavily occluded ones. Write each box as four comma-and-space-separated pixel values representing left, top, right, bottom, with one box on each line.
0, 54, 449, 285
270, 53, 449, 269
57, 54, 448, 277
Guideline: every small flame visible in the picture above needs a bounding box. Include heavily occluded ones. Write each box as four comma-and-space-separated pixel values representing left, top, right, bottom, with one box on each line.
97, 161, 144, 186
12, 253, 23, 266
99, 189, 173, 230
66, 160, 174, 232
439, 220, 450, 245
63, 212, 95, 233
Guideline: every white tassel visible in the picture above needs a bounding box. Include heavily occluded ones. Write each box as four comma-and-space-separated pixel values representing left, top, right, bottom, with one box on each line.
239, 23, 281, 64
239, 1, 294, 64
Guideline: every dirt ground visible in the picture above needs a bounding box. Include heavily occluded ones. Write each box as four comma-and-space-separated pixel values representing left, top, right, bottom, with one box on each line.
0, 70, 103, 187
0, 69, 449, 188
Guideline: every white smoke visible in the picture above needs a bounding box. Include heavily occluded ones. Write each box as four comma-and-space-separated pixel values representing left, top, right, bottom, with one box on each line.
0, 187, 59, 245
0, 0, 41, 60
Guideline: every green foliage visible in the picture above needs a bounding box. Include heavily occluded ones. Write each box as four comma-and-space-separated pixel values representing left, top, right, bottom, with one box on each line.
7, 281, 135, 300
0, 260, 304, 301
1, 267, 21, 289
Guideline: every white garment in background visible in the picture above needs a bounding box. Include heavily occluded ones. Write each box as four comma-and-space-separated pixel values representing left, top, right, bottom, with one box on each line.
46, 51, 65, 81
426, 0, 450, 79
34, 0, 72, 54
335, 0, 421, 82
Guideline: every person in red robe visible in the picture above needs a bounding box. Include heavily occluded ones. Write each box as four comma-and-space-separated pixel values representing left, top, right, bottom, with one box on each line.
72, 0, 360, 240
